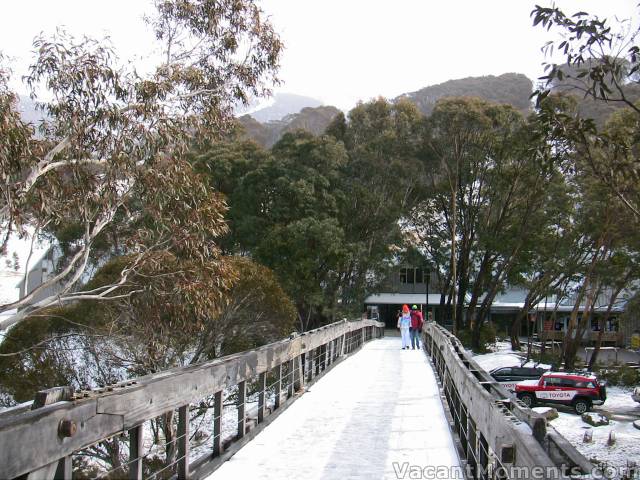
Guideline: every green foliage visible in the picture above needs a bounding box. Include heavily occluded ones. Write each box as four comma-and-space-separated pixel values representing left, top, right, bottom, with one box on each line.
0, 0, 282, 325
0, 253, 296, 403
216, 256, 297, 355
456, 323, 497, 354
532, 5, 639, 116
193, 98, 426, 329
597, 365, 640, 387
397, 73, 533, 116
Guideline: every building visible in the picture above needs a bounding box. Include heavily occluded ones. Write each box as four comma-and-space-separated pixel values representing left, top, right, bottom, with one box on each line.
364, 266, 442, 329
364, 267, 639, 347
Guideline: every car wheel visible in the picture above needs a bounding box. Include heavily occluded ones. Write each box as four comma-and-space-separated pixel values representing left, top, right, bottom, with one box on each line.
519, 393, 535, 408
573, 399, 590, 415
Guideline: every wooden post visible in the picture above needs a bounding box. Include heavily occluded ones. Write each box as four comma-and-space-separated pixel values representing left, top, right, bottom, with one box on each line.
287, 359, 295, 397
257, 372, 266, 424
213, 391, 222, 457
54, 456, 72, 480
314, 347, 321, 376
307, 350, 314, 382
128, 424, 144, 480
177, 405, 189, 480
322, 344, 327, 370
274, 364, 282, 410
293, 355, 304, 392
237, 381, 246, 438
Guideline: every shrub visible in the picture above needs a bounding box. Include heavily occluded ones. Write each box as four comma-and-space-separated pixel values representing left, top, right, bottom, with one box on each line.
457, 323, 498, 353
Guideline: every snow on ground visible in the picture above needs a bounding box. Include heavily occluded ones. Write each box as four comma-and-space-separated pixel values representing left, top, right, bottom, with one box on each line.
472, 344, 640, 475
549, 394, 640, 473
206, 337, 460, 480
473, 341, 550, 371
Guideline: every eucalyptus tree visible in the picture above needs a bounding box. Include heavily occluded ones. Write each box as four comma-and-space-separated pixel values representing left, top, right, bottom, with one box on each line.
0, 0, 282, 329
419, 97, 525, 336
336, 98, 426, 316
532, 4, 640, 219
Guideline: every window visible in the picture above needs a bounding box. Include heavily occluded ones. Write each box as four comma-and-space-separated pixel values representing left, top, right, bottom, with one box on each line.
559, 378, 576, 388
400, 268, 415, 284
400, 267, 425, 284
574, 381, 594, 388
415, 268, 423, 284
543, 377, 562, 387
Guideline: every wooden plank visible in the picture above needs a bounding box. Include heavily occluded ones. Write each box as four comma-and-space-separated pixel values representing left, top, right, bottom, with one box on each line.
0, 400, 124, 479
32, 386, 74, 410
128, 424, 143, 480
26, 460, 58, 480
95, 340, 302, 428
177, 405, 189, 480
212, 391, 222, 457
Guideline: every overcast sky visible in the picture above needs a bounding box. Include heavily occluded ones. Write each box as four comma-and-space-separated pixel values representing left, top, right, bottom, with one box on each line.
0, 0, 637, 111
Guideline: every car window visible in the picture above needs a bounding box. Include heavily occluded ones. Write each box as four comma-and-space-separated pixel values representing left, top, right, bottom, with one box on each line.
574, 381, 595, 388
495, 368, 512, 375
559, 378, 576, 388
543, 377, 562, 386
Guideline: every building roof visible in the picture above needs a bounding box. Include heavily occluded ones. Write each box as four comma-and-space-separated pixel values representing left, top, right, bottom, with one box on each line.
364, 293, 444, 305
365, 289, 626, 313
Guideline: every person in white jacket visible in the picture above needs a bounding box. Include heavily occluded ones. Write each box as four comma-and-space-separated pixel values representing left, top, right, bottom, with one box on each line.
397, 304, 412, 349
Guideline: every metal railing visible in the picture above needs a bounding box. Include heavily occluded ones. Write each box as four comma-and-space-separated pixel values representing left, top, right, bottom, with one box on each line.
0, 319, 384, 479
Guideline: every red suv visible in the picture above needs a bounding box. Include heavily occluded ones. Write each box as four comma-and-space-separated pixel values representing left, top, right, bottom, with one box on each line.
515, 372, 606, 414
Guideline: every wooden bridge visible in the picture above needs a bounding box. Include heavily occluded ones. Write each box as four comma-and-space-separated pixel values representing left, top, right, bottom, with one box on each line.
0, 320, 594, 480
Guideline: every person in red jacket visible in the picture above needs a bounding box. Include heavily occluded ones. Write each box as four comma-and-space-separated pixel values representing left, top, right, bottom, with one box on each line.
409, 305, 424, 349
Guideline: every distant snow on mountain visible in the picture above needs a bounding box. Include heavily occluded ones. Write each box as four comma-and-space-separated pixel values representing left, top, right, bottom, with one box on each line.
249, 93, 323, 122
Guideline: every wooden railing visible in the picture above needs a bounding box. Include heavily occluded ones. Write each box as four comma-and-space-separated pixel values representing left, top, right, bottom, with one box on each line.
423, 322, 595, 479
0, 319, 384, 479
538, 330, 623, 346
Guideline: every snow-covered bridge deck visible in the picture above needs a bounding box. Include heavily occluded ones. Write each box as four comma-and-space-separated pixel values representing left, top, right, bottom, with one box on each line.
207, 337, 460, 480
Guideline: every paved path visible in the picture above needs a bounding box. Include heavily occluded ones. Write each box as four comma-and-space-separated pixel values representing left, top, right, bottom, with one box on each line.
206, 337, 460, 480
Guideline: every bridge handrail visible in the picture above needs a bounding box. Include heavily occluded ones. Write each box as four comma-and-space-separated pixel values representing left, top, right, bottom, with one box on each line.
423, 322, 594, 479
0, 318, 384, 479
